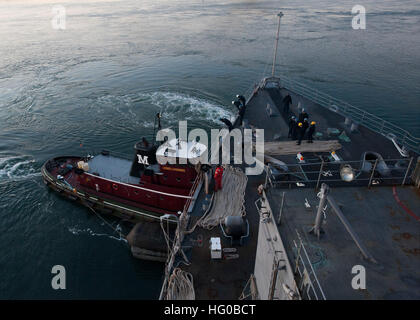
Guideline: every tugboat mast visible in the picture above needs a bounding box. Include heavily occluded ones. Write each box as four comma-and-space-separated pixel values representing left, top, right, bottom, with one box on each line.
271, 11, 284, 77
152, 112, 162, 146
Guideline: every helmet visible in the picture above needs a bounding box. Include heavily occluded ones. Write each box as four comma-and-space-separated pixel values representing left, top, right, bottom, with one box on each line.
304, 118, 308, 122
311, 121, 316, 125
291, 116, 296, 120
298, 122, 303, 127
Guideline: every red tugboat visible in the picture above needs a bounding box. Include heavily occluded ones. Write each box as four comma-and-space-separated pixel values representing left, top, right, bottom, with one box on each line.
41, 114, 206, 221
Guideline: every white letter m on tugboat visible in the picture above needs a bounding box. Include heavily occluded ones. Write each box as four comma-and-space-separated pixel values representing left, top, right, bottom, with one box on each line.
137, 154, 149, 165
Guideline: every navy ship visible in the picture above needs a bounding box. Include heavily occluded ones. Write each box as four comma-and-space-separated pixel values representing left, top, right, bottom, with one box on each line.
158, 12, 420, 300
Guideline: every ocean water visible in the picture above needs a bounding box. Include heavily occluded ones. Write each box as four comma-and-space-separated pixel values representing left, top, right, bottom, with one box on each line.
0, 0, 419, 299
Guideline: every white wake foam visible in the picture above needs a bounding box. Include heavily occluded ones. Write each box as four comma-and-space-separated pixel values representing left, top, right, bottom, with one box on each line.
0, 155, 40, 182
139, 91, 233, 125
68, 226, 127, 243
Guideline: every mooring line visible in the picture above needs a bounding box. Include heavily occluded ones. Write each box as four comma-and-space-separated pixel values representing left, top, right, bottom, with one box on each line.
85, 202, 128, 242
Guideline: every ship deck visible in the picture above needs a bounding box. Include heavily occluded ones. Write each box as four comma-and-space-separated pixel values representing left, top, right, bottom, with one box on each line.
178, 175, 262, 299
266, 185, 420, 299
247, 86, 404, 161
161, 83, 419, 300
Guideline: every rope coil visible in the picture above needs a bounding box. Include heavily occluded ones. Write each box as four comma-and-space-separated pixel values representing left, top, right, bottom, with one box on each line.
166, 268, 195, 300
198, 165, 248, 229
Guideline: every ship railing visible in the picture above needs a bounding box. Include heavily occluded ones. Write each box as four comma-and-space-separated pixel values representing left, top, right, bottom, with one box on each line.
258, 76, 420, 154
183, 169, 204, 214
266, 156, 416, 189
292, 230, 327, 300
159, 171, 203, 300
84, 148, 134, 161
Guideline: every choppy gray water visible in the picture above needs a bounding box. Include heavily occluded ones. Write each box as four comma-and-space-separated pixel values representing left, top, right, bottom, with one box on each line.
0, 0, 419, 299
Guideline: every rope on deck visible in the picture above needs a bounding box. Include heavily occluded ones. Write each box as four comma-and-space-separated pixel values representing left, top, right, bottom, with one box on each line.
198, 165, 248, 229
165, 268, 195, 300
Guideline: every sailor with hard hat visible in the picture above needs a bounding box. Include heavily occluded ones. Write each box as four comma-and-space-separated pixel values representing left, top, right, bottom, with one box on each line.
307, 121, 316, 143
296, 122, 304, 145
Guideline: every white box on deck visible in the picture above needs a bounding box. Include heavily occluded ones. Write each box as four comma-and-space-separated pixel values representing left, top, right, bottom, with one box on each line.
210, 237, 222, 259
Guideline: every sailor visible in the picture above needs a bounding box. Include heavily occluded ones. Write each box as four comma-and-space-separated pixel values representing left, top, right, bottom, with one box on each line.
300, 118, 309, 144
233, 99, 246, 125
307, 121, 316, 143
298, 108, 308, 123
296, 122, 304, 145
302, 118, 309, 133
282, 93, 292, 115
288, 116, 297, 139
238, 104, 246, 123
292, 123, 298, 140
232, 100, 241, 111
236, 95, 246, 107
214, 165, 224, 192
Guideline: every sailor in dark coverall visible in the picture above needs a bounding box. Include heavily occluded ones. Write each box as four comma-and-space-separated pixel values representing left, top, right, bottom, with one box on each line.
232, 100, 241, 111
232, 99, 245, 125
298, 108, 308, 123
288, 116, 297, 139
238, 104, 245, 124
307, 121, 316, 143
302, 118, 309, 135
297, 119, 309, 145
296, 122, 303, 145
282, 93, 292, 115
237, 95, 246, 107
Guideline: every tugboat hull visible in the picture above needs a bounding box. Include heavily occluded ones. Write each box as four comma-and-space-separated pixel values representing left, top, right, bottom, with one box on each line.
42, 155, 195, 222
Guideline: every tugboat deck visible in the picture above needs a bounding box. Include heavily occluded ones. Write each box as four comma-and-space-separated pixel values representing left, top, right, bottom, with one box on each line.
88, 154, 139, 185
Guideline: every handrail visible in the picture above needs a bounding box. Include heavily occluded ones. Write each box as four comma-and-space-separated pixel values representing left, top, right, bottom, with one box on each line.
159, 171, 203, 300
260, 76, 420, 153
183, 171, 203, 213
292, 237, 327, 300
83, 171, 193, 199
267, 156, 415, 187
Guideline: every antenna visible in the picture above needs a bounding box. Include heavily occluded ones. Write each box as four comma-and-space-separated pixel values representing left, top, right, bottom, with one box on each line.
157, 112, 162, 131
152, 112, 162, 147
271, 12, 284, 77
